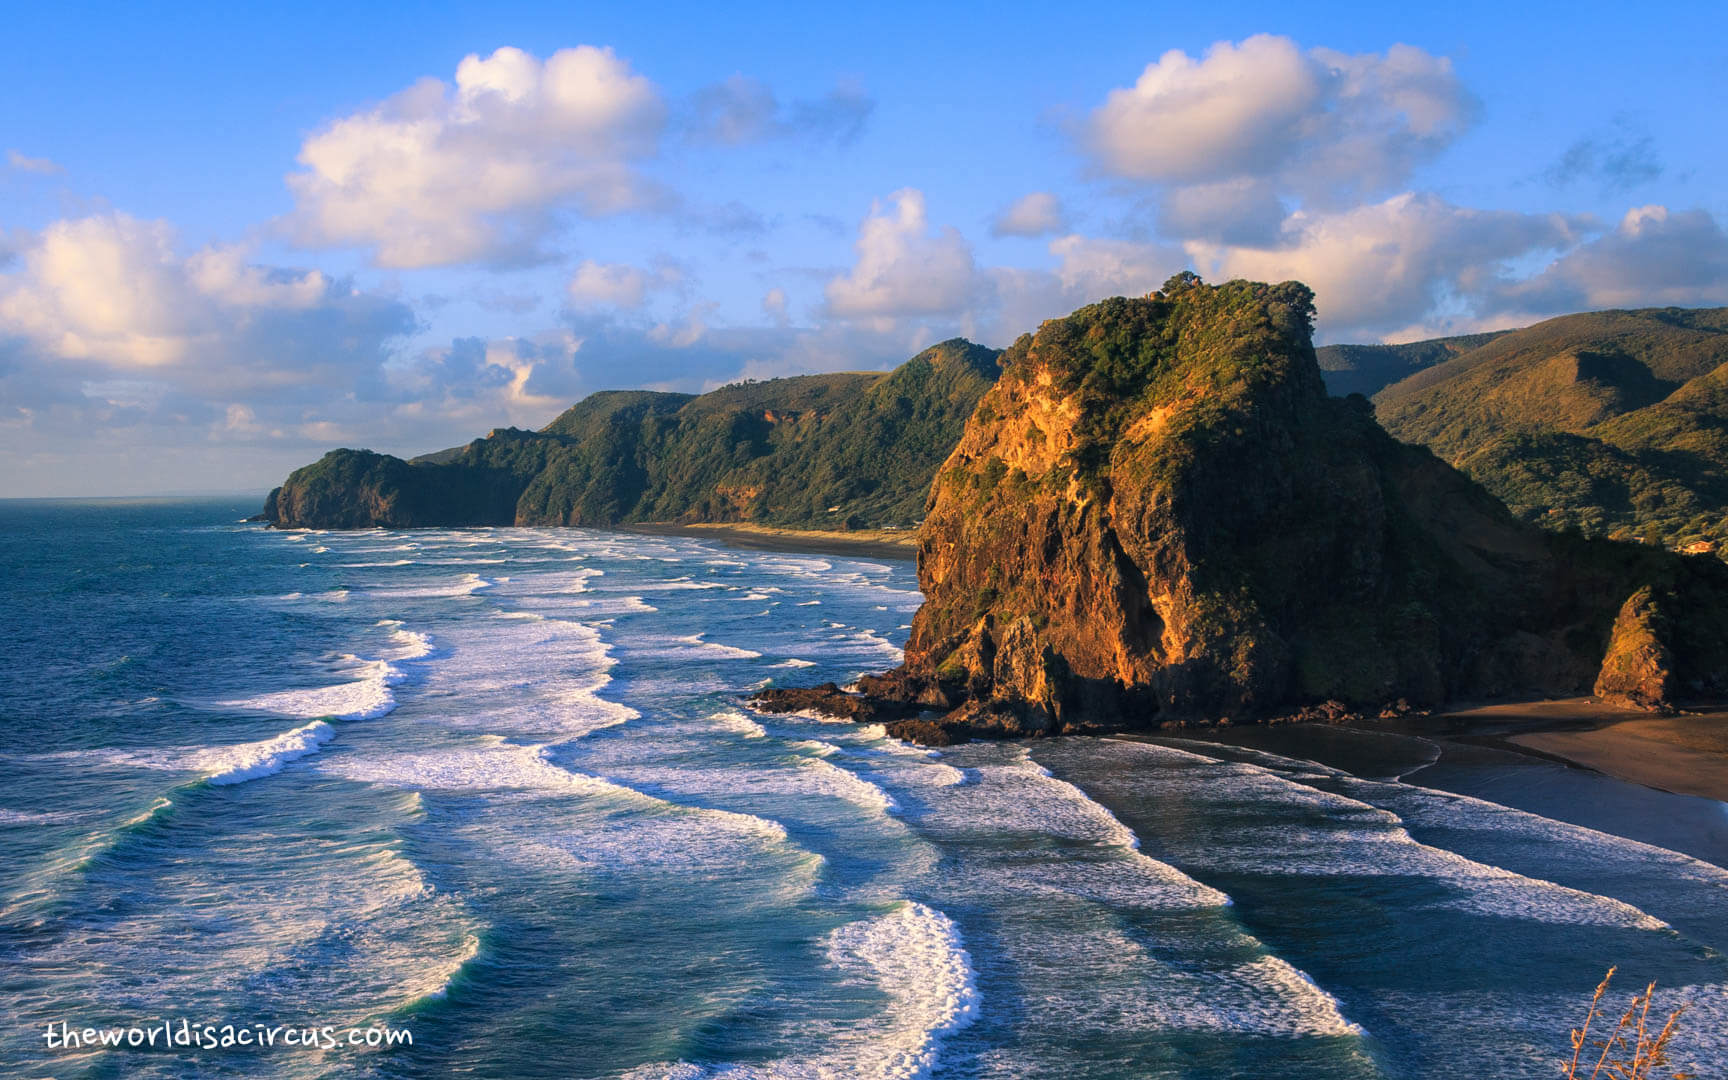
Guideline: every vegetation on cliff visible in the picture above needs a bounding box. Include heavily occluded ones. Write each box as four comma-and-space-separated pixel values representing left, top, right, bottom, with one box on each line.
1366, 307, 1728, 553
264, 339, 1000, 530
804, 276, 1728, 741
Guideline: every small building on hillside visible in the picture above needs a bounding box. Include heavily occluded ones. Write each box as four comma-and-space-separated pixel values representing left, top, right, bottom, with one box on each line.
1681, 539, 1716, 555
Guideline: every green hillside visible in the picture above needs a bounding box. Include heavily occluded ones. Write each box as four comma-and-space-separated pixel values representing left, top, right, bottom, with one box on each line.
264, 339, 1001, 530
1369, 307, 1728, 552
1315, 331, 1506, 398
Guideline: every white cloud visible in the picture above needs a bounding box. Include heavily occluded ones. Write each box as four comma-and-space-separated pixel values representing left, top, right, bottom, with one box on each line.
285, 45, 667, 268
6, 149, 64, 176
1087, 35, 1473, 238
1185, 193, 1580, 339
1046, 234, 1180, 298
762, 287, 790, 324
991, 192, 1067, 237
1154, 178, 1287, 245
824, 189, 980, 323
0, 213, 416, 460
983, 234, 1184, 343
566, 259, 681, 308
0, 214, 387, 372
1488, 205, 1728, 313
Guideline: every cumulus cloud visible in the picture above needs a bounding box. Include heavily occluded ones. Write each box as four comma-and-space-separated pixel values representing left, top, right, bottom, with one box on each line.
688, 75, 873, 145
6, 149, 64, 176
824, 189, 981, 324
762, 287, 790, 324
0, 213, 410, 376
1487, 206, 1728, 314
991, 192, 1067, 237
1185, 193, 1580, 338
0, 213, 419, 467
983, 233, 1184, 342
565, 258, 682, 308
285, 45, 668, 268
1154, 178, 1288, 246
1086, 35, 1474, 239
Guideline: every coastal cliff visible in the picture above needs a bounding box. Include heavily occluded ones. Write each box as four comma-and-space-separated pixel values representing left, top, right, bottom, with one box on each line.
763, 276, 1728, 739
263, 340, 999, 532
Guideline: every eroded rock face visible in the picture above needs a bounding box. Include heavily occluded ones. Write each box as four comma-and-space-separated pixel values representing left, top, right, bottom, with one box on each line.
1594, 587, 1678, 711
826, 276, 1728, 742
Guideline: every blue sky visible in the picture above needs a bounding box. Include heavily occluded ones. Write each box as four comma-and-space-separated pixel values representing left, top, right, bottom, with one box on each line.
3, 0, 1725, 494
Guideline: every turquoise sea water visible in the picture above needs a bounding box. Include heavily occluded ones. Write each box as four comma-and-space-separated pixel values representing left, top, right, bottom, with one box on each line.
0, 498, 1724, 1079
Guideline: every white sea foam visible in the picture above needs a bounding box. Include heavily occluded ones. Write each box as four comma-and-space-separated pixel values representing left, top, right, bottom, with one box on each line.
215, 657, 403, 721
636, 577, 728, 592
607, 752, 901, 821
710, 710, 768, 738
824, 902, 979, 1079
1097, 740, 1672, 931
0, 808, 91, 825
848, 629, 904, 662
627, 632, 764, 661
377, 620, 436, 660
320, 741, 802, 875
199, 721, 335, 785
771, 658, 817, 668
418, 933, 483, 1002
800, 757, 898, 814
413, 612, 638, 738
632, 902, 978, 1080
364, 573, 493, 599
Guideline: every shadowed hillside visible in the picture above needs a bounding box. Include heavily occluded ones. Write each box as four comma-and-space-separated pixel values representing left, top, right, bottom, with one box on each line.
263, 340, 1000, 531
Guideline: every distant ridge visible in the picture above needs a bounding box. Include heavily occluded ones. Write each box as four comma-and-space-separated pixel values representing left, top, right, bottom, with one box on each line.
263, 339, 1000, 531
1315, 331, 1508, 399
265, 301, 1728, 560
1366, 307, 1728, 551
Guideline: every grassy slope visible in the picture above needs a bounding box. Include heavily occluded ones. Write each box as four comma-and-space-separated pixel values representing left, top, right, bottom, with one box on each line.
1369, 307, 1728, 549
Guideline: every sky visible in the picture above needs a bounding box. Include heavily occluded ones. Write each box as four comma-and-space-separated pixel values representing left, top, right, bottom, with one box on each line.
2, 0, 1726, 496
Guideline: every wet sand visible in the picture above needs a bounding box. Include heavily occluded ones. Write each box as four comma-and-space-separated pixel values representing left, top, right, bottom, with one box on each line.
1159, 720, 1728, 869
619, 521, 917, 561
1507, 713, 1728, 803
1389, 699, 1728, 803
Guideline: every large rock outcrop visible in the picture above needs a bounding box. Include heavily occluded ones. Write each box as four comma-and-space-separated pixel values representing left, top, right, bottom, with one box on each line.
823, 276, 1728, 739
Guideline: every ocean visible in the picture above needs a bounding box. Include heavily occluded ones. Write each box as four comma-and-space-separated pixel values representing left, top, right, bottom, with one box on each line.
0, 497, 1723, 1079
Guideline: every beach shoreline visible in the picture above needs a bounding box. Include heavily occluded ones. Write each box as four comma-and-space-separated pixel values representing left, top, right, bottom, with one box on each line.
618, 521, 918, 561
1369, 699, 1728, 803
624, 521, 1725, 807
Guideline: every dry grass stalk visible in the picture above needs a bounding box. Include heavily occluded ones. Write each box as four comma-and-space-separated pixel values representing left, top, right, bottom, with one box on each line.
1564, 967, 1692, 1079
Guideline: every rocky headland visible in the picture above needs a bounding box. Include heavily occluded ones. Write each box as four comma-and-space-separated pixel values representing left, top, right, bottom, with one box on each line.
755, 276, 1728, 742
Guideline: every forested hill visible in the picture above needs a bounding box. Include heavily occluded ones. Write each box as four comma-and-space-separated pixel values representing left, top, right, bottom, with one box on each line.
1356, 307, 1728, 552
262, 338, 1001, 530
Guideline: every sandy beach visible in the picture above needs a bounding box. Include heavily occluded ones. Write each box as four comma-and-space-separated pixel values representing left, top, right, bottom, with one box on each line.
1503, 712, 1728, 802
1386, 699, 1728, 803
619, 521, 918, 560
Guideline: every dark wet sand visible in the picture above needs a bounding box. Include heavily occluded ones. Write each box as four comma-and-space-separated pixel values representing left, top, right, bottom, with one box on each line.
1160, 720, 1728, 869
